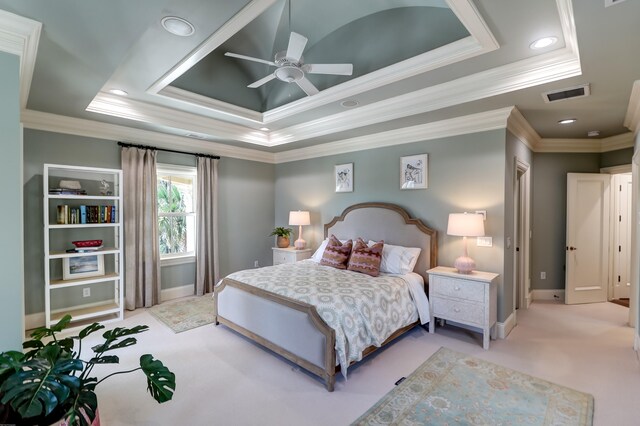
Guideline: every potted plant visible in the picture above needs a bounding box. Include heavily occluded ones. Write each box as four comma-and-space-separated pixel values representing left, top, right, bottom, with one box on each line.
270, 226, 293, 248
0, 315, 176, 426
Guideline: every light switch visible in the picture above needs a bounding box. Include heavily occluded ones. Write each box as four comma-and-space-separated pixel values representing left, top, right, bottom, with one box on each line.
506, 236, 511, 248
477, 236, 493, 247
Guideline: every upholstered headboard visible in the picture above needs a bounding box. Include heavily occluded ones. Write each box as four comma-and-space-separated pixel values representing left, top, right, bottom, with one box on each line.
324, 202, 437, 282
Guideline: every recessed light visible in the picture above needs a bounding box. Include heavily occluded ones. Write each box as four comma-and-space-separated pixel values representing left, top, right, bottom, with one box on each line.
530, 36, 558, 50
558, 118, 577, 125
340, 99, 359, 108
587, 130, 600, 137
161, 16, 195, 37
260, 127, 269, 131
108, 89, 128, 96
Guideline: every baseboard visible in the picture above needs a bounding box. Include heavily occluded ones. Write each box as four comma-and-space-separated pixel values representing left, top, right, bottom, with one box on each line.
496, 311, 516, 339
161, 284, 194, 302
531, 289, 565, 303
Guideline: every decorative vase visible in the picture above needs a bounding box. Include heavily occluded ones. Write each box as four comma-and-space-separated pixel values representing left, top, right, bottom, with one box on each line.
276, 236, 290, 248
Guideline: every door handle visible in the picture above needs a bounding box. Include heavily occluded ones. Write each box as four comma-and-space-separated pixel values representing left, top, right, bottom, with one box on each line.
566, 246, 577, 251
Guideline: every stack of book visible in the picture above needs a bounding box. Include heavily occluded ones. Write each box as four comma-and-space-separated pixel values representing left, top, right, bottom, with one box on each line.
56, 205, 117, 224
49, 188, 87, 195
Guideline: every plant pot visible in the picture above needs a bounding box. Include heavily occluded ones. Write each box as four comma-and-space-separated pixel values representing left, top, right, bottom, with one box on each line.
276, 236, 290, 248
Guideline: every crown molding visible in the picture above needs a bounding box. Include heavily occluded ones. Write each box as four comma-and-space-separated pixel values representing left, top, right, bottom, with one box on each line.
274, 107, 514, 163
86, 92, 270, 146
600, 132, 635, 152
624, 80, 640, 135
21, 109, 275, 164
536, 133, 634, 153
0, 9, 41, 108
506, 107, 541, 151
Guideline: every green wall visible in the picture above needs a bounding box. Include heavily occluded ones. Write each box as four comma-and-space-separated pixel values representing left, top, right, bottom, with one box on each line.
0, 52, 23, 350
275, 130, 511, 321
530, 149, 633, 292
23, 130, 275, 316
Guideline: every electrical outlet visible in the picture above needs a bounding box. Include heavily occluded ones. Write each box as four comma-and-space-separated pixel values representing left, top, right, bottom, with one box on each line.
540, 271, 546, 280
475, 210, 487, 220
476, 236, 493, 247
82, 287, 91, 298
254, 260, 259, 268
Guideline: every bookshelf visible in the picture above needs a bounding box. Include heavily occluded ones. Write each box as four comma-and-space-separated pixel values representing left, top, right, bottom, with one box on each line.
43, 164, 124, 328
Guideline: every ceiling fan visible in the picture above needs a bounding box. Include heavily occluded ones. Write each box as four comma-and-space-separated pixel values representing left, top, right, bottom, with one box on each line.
225, 31, 353, 96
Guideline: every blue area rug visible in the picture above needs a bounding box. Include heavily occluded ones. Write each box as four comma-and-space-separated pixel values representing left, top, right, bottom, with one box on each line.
352, 347, 593, 425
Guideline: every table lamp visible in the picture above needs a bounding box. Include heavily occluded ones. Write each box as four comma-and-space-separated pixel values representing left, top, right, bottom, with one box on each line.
289, 210, 310, 250
447, 212, 485, 274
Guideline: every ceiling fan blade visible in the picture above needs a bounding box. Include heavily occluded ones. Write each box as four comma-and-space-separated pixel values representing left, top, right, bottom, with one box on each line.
305, 63, 353, 76
248, 73, 276, 88
286, 32, 307, 63
225, 52, 276, 66
296, 77, 319, 96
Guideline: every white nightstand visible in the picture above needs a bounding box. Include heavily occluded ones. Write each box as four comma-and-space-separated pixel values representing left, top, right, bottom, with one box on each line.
427, 266, 498, 350
272, 247, 313, 265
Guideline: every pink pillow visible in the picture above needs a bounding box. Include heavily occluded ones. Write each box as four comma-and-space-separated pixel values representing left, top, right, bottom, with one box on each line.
320, 235, 352, 269
347, 238, 384, 277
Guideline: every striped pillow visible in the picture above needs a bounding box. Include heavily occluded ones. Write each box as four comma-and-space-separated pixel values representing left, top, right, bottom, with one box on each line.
320, 235, 353, 269
347, 238, 384, 277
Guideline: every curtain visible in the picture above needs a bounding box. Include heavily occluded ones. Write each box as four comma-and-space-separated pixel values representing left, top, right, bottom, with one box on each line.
121, 147, 160, 310
196, 156, 219, 295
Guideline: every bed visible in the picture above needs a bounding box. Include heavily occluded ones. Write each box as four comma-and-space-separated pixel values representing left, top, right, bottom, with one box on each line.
213, 202, 437, 391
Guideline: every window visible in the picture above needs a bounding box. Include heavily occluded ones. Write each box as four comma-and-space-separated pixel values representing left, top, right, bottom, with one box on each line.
157, 164, 197, 262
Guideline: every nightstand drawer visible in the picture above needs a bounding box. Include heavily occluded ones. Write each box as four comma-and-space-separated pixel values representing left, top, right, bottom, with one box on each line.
432, 276, 484, 303
432, 297, 484, 325
273, 251, 293, 265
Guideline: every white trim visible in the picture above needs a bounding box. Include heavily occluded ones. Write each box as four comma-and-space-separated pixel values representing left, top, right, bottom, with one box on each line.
513, 158, 531, 315
507, 107, 541, 151
602, 133, 636, 152
496, 311, 516, 339
157, 163, 197, 175
21, 109, 275, 164
531, 289, 566, 302
19, 124, 25, 338
536, 133, 634, 153
161, 256, 196, 267
0, 9, 42, 108
601, 164, 632, 174
624, 81, 640, 135
161, 284, 195, 302
274, 107, 514, 163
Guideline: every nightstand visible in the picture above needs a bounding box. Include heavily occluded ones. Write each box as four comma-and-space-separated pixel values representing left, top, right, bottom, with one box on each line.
427, 266, 498, 349
272, 247, 312, 265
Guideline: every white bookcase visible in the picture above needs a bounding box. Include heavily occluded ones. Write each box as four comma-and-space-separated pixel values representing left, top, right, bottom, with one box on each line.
43, 164, 124, 328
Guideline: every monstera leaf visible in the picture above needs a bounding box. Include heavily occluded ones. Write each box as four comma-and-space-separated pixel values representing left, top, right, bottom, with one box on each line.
64, 379, 97, 426
0, 346, 82, 419
140, 355, 176, 403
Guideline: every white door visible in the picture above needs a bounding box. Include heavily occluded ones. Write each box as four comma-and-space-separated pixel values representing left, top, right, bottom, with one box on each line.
614, 174, 633, 299
566, 173, 610, 304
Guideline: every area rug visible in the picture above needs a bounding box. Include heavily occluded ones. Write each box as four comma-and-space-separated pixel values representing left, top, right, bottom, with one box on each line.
148, 296, 216, 333
352, 347, 594, 425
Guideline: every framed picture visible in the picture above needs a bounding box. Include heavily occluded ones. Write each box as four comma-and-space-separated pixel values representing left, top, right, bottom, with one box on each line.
63, 254, 104, 280
335, 163, 353, 193
400, 154, 428, 190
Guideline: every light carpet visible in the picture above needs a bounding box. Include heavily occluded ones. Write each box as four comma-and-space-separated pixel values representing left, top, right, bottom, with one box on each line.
147, 296, 215, 333
352, 346, 594, 425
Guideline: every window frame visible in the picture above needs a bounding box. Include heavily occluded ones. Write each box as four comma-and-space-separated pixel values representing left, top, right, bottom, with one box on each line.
156, 163, 197, 265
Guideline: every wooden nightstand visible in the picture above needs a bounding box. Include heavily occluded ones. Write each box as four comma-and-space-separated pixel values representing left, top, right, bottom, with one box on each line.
272, 247, 312, 265
427, 266, 498, 350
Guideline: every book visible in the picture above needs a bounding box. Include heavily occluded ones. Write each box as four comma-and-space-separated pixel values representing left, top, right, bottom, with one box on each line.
57, 206, 65, 224
80, 205, 87, 224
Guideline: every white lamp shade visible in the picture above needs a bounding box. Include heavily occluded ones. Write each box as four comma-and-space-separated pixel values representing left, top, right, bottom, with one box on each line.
289, 210, 310, 226
447, 213, 485, 237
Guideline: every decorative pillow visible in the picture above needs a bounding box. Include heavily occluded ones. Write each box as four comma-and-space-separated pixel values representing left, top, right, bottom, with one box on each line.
320, 235, 353, 269
370, 241, 421, 275
311, 238, 330, 262
348, 238, 384, 277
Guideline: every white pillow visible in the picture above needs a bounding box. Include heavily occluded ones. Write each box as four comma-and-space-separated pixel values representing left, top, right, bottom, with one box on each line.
311, 238, 330, 262
370, 241, 421, 275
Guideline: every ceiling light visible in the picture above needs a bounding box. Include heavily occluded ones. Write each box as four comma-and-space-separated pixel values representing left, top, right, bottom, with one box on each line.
587, 130, 600, 137
260, 127, 269, 131
530, 36, 558, 50
340, 100, 359, 108
161, 17, 195, 37
558, 118, 577, 125
108, 89, 128, 96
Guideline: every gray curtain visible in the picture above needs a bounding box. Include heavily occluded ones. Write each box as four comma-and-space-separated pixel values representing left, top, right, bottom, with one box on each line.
196, 156, 219, 295
121, 147, 160, 310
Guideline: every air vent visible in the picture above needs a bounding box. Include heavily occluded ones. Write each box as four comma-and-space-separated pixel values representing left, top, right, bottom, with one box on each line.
542, 84, 590, 103
186, 133, 207, 139
605, 0, 628, 7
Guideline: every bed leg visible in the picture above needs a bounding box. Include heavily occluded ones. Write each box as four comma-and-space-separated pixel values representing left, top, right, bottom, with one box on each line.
325, 374, 335, 392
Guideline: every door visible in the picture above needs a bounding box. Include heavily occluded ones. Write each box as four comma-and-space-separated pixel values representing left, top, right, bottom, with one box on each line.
613, 174, 633, 299
565, 173, 610, 304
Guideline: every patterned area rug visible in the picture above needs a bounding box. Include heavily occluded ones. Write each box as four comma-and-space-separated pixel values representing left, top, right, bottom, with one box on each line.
148, 296, 216, 333
352, 347, 594, 426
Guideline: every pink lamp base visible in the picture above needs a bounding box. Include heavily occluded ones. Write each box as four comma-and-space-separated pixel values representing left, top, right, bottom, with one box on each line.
454, 256, 475, 274
294, 238, 306, 250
